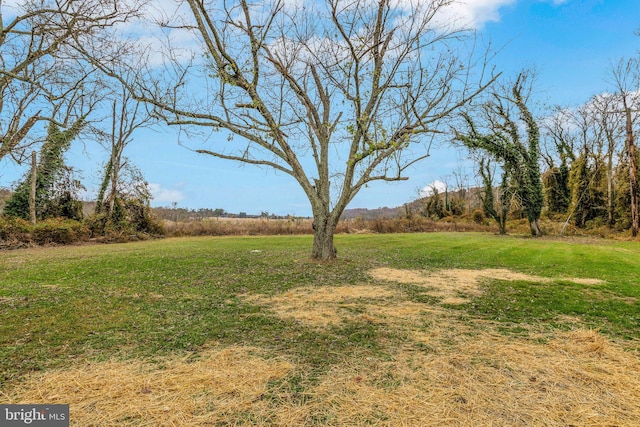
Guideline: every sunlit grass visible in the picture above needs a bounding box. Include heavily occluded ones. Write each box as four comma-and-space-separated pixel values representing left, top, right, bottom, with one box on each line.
1, 233, 639, 387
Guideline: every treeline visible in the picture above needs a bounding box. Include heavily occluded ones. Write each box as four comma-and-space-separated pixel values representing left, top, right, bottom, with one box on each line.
539, 93, 638, 233
152, 207, 305, 221
447, 69, 640, 237
344, 69, 640, 238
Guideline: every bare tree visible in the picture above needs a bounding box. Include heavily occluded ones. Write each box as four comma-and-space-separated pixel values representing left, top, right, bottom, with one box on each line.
542, 107, 576, 170
0, 0, 143, 164
592, 95, 625, 227
94, 86, 153, 220
609, 57, 640, 236
451, 167, 472, 215
95, 0, 496, 259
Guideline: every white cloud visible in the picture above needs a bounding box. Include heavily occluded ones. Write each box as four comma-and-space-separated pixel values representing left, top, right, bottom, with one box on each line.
113, 1, 201, 67
434, 0, 570, 30
419, 180, 448, 198
149, 183, 185, 204
436, 0, 517, 30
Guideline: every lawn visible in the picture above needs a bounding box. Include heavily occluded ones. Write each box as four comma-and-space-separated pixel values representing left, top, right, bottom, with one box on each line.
1, 233, 639, 425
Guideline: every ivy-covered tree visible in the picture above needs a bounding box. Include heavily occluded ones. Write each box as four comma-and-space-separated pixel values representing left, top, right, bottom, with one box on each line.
541, 111, 574, 215
610, 58, 640, 236
3, 120, 85, 220
0, 0, 144, 164
543, 95, 627, 227
95, 88, 151, 214
89, 84, 156, 236
568, 150, 607, 228
591, 94, 625, 227
613, 152, 640, 230
478, 157, 510, 234
422, 185, 446, 219
455, 72, 544, 236
543, 163, 571, 215
89, 160, 161, 236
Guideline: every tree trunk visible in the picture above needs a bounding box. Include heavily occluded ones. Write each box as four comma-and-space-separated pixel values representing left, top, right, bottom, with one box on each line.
625, 105, 639, 237
497, 220, 507, 235
311, 213, 338, 260
529, 218, 542, 236
607, 149, 614, 227
29, 151, 37, 225
108, 165, 118, 216
95, 158, 113, 214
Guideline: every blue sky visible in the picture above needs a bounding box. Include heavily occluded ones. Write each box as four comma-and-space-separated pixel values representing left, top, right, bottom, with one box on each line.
1, 0, 639, 217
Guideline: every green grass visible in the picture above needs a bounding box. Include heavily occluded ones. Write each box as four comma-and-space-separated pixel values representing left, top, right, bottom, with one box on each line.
1, 233, 639, 386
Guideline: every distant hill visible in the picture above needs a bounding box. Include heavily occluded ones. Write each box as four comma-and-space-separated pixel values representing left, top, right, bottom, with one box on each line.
341, 187, 484, 220
340, 206, 403, 220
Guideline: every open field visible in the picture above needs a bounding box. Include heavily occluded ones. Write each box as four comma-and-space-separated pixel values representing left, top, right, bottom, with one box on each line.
1, 233, 640, 425
161, 215, 494, 237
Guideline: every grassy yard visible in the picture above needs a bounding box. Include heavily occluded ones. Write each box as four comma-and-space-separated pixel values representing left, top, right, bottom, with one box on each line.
1, 233, 639, 425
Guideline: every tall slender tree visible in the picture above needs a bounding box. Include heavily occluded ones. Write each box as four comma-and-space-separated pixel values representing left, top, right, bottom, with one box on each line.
94, 87, 152, 220
477, 157, 509, 234
593, 95, 625, 227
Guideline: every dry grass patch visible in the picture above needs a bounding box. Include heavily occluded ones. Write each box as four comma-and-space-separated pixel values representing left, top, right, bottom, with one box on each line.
369, 267, 603, 305
272, 329, 640, 426
582, 288, 639, 304
2, 347, 292, 426
4, 327, 639, 426
246, 285, 435, 327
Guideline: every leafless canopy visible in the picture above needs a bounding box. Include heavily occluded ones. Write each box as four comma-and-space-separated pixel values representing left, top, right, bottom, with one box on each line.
115, 0, 497, 258
0, 0, 143, 163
